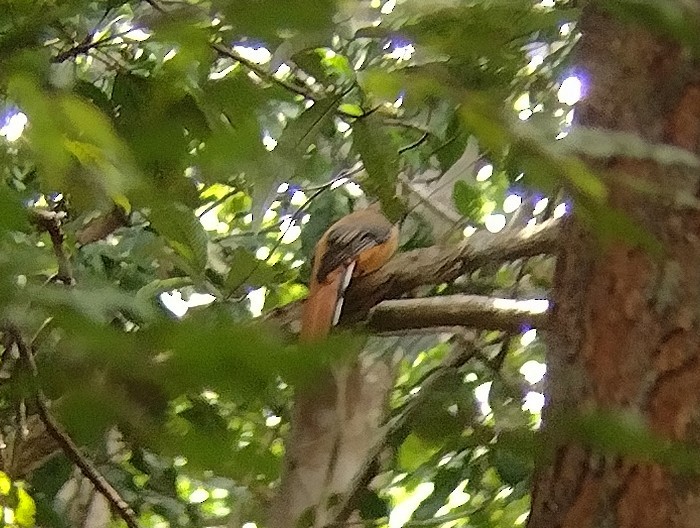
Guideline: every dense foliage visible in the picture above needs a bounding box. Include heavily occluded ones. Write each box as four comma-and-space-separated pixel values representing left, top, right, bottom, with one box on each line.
1, 0, 693, 527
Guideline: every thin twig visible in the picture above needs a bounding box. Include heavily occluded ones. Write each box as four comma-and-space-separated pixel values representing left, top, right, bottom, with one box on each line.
398, 132, 430, 154
4, 325, 141, 528
212, 44, 379, 121
35, 402, 141, 528
212, 43, 317, 101
381, 118, 430, 135
30, 210, 73, 284
197, 189, 239, 219
51, 24, 140, 63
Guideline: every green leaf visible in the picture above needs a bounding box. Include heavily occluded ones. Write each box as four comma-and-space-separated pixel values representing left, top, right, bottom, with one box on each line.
0, 187, 28, 232
578, 201, 662, 257
359, 67, 448, 109
490, 446, 532, 486
0, 472, 10, 495
358, 489, 389, 520
212, 0, 337, 41
562, 409, 700, 472
271, 32, 332, 72
275, 95, 341, 159
557, 127, 700, 168
151, 15, 213, 72
149, 202, 208, 274
29, 282, 155, 323
452, 180, 484, 220
225, 247, 276, 291
338, 103, 364, 117
136, 277, 195, 305
353, 115, 404, 221
398, 434, 439, 472
7, 74, 71, 185
412, 468, 463, 520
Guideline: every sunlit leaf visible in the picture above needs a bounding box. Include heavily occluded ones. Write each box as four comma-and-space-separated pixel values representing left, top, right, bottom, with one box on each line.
398, 434, 439, 472
0, 472, 11, 495
15, 487, 37, 527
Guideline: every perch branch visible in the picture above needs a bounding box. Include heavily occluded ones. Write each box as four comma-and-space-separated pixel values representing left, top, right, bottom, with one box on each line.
368, 294, 549, 333
342, 217, 561, 322
269, 218, 562, 332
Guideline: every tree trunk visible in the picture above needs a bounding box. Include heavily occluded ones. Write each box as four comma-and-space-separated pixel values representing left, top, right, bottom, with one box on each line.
269, 352, 396, 528
529, 4, 700, 528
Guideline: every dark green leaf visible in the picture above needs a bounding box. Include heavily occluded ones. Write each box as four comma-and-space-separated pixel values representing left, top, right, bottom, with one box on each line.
452, 180, 484, 220
353, 115, 404, 221
358, 489, 389, 520
225, 247, 276, 291
149, 202, 209, 273
276, 95, 340, 158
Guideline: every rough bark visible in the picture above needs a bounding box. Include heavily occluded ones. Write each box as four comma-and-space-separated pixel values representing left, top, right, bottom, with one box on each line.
529, 5, 700, 528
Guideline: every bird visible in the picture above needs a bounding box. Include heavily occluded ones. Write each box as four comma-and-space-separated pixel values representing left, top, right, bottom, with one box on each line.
271, 207, 398, 528
300, 207, 399, 342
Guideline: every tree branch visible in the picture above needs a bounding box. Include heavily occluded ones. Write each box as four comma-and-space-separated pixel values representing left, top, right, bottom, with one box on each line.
210, 44, 434, 129
271, 218, 561, 333
212, 43, 318, 101
30, 209, 73, 284
5, 326, 141, 528
342, 217, 562, 322
368, 294, 549, 333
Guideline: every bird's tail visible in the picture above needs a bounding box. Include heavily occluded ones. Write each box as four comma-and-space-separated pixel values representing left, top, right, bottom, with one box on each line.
300, 261, 355, 342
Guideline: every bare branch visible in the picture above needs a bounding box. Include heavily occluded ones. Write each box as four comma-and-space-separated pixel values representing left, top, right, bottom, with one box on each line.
5, 326, 141, 528
30, 210, 74, 284
34, 401, 141, 528
211, 44, 432, 128
368, 294, 549, 333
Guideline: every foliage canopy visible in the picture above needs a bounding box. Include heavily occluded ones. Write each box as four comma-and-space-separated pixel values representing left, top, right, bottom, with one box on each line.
0, 0, 693, 527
